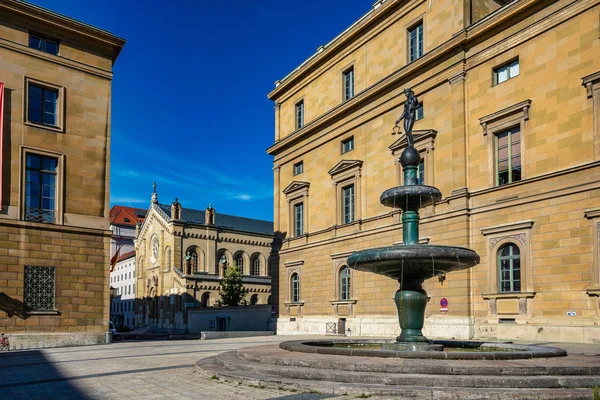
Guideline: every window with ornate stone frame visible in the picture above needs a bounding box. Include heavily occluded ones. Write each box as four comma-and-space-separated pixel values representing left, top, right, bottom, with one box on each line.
582, 71, 600, 160
20, 146, 65, 225
328, 160, 362, 226
479, 100, 531, 188
24, 77, 65, 133
283, 181, 310, 239
284, 260, 304, 317
389, 129, 437, 187
329, 250, 357, 317
584, 209, 600, 300
481, 220, 535, 319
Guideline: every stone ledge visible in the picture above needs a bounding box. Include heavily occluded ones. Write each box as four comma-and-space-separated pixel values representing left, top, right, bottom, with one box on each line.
6, 332, 106, 350
481, 292, 536, 300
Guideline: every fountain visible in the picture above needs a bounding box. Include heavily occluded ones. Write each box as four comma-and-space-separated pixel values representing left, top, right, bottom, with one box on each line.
345, 89, 480, 350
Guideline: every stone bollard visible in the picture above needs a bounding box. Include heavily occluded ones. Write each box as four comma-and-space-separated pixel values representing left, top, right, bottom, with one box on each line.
105, 331, 112, 344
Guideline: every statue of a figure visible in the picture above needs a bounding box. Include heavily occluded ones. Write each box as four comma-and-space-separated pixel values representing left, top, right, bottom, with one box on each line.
184, 251, 192, 275
394, 88, 419, 147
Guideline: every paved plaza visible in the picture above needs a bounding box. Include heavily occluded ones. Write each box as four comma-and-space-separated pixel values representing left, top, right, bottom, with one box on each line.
1, 336, 599, 400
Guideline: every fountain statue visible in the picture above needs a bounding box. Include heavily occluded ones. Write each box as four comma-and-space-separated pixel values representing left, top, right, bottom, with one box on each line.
347, 88, 480, 350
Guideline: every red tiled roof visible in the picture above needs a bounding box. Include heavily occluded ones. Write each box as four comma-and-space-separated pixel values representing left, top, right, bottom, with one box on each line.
110, 205, 146, 227
116, 250, 136, 263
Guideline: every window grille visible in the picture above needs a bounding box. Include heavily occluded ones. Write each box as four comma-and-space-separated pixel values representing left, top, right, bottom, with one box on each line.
24, 266, 55, 311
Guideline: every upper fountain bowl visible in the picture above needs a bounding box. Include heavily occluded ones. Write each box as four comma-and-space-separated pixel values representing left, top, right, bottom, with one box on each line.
347, 244, 480, 281
380, 185, 442, 210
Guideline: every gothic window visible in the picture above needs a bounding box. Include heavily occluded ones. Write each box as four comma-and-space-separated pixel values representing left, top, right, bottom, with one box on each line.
151, 235, 159, 265
498, 243, 521, 292
235, 254, 245, 274
339, 266, 351, 300
290, 273, 300, 303
252, 257, 261, 276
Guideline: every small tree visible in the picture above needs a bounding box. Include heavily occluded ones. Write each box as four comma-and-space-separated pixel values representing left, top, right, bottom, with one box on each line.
218, 263, 248, 306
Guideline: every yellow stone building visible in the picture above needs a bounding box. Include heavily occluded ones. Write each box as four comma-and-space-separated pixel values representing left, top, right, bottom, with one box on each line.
0, 1, 124, 347
268, 0, 600, 342
135, 193, 273, 331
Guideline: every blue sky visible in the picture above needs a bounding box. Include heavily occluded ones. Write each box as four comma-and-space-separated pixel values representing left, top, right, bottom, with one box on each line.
32, 0, 371, 221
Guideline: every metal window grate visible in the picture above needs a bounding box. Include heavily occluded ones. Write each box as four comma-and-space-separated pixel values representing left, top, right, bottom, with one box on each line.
326, 322, 337, 334
24, 266, 55, 311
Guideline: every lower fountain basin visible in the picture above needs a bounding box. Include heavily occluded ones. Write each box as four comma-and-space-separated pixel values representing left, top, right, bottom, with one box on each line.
280, 339, 567, 360
347, 244, 480, 281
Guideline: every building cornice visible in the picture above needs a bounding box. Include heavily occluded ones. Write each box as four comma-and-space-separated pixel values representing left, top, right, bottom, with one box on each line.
0, 0, 126, 63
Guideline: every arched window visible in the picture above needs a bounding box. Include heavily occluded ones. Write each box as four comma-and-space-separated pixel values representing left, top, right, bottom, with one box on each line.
164, 247, 172, 272
191, 250, 198, 272
339, 266, 351, 300
267, 295, 271, 305
252, 257, 261, 276
250, 294, 258, 305
498, 243, 520, 292
235, 254, 244, 274
290, 273, 299, 303
201, 292, 210, 307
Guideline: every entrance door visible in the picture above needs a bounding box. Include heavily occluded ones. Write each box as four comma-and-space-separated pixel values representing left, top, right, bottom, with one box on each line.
217, 316, 227, 331
338, 318, 346, 335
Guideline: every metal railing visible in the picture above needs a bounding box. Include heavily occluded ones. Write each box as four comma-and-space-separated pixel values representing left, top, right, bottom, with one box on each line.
326, 322, 337, 334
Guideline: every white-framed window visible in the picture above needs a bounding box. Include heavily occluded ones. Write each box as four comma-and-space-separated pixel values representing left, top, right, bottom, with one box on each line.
294, 203, 304, 237
494, 59, 519, 85
290, 272, 300, 303
293, 161, 304, 176
343, 67, 354, 101
295, 100, 304, 130
339, 266, 351, 300
408, 22, 423, 62
341, 136, 354, 154
495, 126, 522, 186
342, 185, 355, 224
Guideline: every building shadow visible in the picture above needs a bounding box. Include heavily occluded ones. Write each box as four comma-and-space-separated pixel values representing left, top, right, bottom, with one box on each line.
1, 86, 11, 214
0, 292, 28, 319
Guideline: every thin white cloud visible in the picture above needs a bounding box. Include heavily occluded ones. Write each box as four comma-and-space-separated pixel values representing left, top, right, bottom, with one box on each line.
110, 196, 147, 205
232, 194, 253, 201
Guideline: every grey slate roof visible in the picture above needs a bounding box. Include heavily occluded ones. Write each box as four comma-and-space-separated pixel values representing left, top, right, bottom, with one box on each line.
157, 204, 273, 236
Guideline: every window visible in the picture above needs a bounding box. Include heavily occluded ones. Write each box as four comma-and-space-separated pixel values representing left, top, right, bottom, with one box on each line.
295, 100, 304, 130
408, 22, 423, 62
25, 153, 57, 223
343, 67, 354, 101
415, 102, 424, 121
294, 203, 304, 237
293, 161, 304, 176
27, 83, 58, 127
342, 185, 355, 224
165, 247, 172, 272
24, 266, 55, 311
498, 243, 521, 292
190, 250, 198, 272
29, 34, 59, 55
495, 127, 521, 186
128, 285, 131, 295
494, 59, 519, 85
417, 159, 425, 185
339, 266, 351, 300
341, 136, 354, 154
235, 254, 245, 273
252, 257, 261, 276
291, 273, 300, 302
250, 294, 259, 305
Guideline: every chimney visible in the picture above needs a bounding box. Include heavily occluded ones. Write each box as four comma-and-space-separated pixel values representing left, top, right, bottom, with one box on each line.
205, 203, 215, 225
171, 198, 181, 220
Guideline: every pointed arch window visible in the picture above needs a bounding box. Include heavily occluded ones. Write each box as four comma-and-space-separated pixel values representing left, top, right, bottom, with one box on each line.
498, 243, 521, 292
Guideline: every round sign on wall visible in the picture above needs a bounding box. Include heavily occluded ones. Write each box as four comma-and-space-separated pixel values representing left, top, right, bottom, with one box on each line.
440, 298, 448, 307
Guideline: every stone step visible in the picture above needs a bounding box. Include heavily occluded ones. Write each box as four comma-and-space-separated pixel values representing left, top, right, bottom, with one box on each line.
237, 347, 600, 376
195, 355, 596, 399
214, 351, 600, 389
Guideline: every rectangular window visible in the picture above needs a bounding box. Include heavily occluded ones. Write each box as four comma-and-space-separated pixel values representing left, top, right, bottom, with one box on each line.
25, 153, 57, 223
293, 161, 304, 176
341, 136, 354, 154
27, 83, 59, 127
23, 266, 56, 311
295, 100, 304, 130
343, 67, 354, 101
294, 203, 304, 237
494, 59, 519, 85
342, 185, 355, 224
417, 159, 425, 185
415, 102, 424, 121
495, 127, 521, 186
408, 22, 424, 62
29, 34, 59, 55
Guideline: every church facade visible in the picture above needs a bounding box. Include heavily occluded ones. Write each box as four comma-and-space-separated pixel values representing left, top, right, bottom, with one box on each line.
268, 0, 600, 342
134, 192, 273, 331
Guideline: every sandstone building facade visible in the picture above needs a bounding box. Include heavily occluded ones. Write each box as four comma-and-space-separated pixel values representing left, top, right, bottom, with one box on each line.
0, 0, 124, 348
268, 0, 600, 342
135, 193, 273, 332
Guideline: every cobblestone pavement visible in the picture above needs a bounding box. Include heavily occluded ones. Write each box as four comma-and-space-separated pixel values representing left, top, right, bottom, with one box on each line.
1, 337, 598, 400
0, 336, 341, 400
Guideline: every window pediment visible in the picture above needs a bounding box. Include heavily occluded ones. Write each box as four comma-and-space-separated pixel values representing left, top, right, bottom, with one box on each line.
283, 181, 310, 195
328, 160, 363, 177
479, 100, 531, 136
389, 129, 437, 155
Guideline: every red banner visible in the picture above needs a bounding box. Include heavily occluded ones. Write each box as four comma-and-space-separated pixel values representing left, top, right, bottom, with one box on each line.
0, 82, 4, 211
